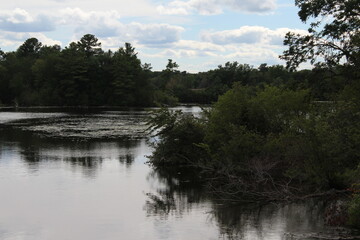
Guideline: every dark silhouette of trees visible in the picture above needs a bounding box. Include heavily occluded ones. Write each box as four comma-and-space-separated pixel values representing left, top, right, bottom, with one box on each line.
77, 34, 103, 57
0, 35, 155, 107
17, 38, 42, 58
281, 0, 360, 70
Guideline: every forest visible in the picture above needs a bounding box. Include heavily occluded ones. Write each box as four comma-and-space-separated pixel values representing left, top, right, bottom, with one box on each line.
0, 35, 355, 108
0, 0, 359, 229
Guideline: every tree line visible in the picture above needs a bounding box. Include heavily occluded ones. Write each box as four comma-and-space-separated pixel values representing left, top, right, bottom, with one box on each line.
0, 35, 153, 107
0, 33, 355, 107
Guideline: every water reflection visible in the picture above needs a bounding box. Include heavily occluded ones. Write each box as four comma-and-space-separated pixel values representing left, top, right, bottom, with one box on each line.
144, 166, 354, 240
0, 124, 146, 178
145, 168, 207, 219
1, 110, 148, 140
119, 154, 134, 168
1, 109, 356, 240
210, 201, 327, 239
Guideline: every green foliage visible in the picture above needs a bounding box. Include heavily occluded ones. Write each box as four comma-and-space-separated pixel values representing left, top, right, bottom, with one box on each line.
153, 90, 178, 107
281, 0, 360, 70
206, 84, 309, 151
165, 59, 179, 72
277, 0, 360, 190
0, 35, 155, 107
144, 0, 360, 204
57, 46, 89, 105
147, 108, 206, 168
1, 35, 349, 107
348, 194, 360, 228
16, 38, 42, 58
77, 34, 103, 57
147, 82, 360, 201
111, 43, 143, 106
202, 84, 311, 186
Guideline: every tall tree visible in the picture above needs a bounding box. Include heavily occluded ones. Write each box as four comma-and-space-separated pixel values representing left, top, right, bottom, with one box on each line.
77, 34, 103, 57
57, 45, 89, 105
111, 43, 143, 106
281, 0, 360, 70
31, 45, 62, 105
16, 38, 42, 58
165, 59, 179, 72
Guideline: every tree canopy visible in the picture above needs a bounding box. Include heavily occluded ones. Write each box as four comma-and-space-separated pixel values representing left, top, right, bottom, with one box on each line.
281, 0, 360, 70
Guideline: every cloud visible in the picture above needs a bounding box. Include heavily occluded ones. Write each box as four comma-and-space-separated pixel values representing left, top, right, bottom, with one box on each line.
0, 8, 55, 32
128, 23, 184, 45
0, 31, 61, 48
92, 23, 184, 49
157, 0, 277, 16
140, 42, 285, 72
201, 26, 307, 46
58, 8, 122, 37
139, 39, 226, 61
58, 8, 184, 47
225, 46, 281, 63
173, 40, 226, 52
2, 0, 156, 18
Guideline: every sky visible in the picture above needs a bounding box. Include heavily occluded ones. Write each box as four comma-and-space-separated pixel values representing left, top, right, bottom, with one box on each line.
0, 0, 310, 72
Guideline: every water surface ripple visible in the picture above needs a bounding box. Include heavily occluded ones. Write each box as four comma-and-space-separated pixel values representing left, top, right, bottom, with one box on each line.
0, 109, 355, 240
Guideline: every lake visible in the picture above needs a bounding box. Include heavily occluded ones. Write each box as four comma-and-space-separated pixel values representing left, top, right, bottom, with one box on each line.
0, 107, 355, 240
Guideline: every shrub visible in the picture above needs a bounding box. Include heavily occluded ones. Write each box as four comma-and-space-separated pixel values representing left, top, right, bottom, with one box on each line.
348, 193, 360, 229
147, 108, 207, 168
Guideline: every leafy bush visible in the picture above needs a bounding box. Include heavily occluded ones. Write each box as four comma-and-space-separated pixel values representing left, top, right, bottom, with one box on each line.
205, 84, 310, 169
147, 108, 206, 168
147, 83, 360, 202
153, 90, 179, 107
348, 193, 360, 229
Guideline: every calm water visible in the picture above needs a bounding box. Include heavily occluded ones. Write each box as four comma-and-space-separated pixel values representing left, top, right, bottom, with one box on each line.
0, 107, 347, 240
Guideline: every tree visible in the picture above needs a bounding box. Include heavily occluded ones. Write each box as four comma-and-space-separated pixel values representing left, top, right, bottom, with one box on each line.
77, 34, 103, 57
147, 108, 206, 167
57, 46, 89, 105
111, 43, 143, 106
281, 0, 360, 70
0, 49, 4, 61
31, 45, 62, 105
165, 59, 179, 72
17, 38, 42, 58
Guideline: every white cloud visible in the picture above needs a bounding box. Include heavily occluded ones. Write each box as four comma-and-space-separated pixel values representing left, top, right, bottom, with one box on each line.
140, 42, 284, 72
32, 33, 62, 46
141, 47, 219, 60
0, 31, 61, 48
0, 3, 307, 72
0, 8, 55, 32
205, 45, 283, 66
157, 0, 277, 16
129, 23, 184, 45
139, 39, 226, 60
2, 0, 156, 17
225, 46, 281, 63
174, 40, 226, 52
201, 26, 308, 46
58, 8, 122, 37
56, 8, 184, 46
4, 8, 34, 23
157, 4, 190, 15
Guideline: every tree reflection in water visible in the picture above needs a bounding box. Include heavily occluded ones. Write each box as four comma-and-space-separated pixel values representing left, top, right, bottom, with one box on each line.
0, 126, 142, 178
1, 111, 356, 240
144, 167, 207, 219
144, 166, 344, 240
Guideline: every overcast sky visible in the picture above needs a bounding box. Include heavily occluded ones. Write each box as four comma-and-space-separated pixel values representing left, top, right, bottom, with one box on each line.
0, 0, 309, 72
